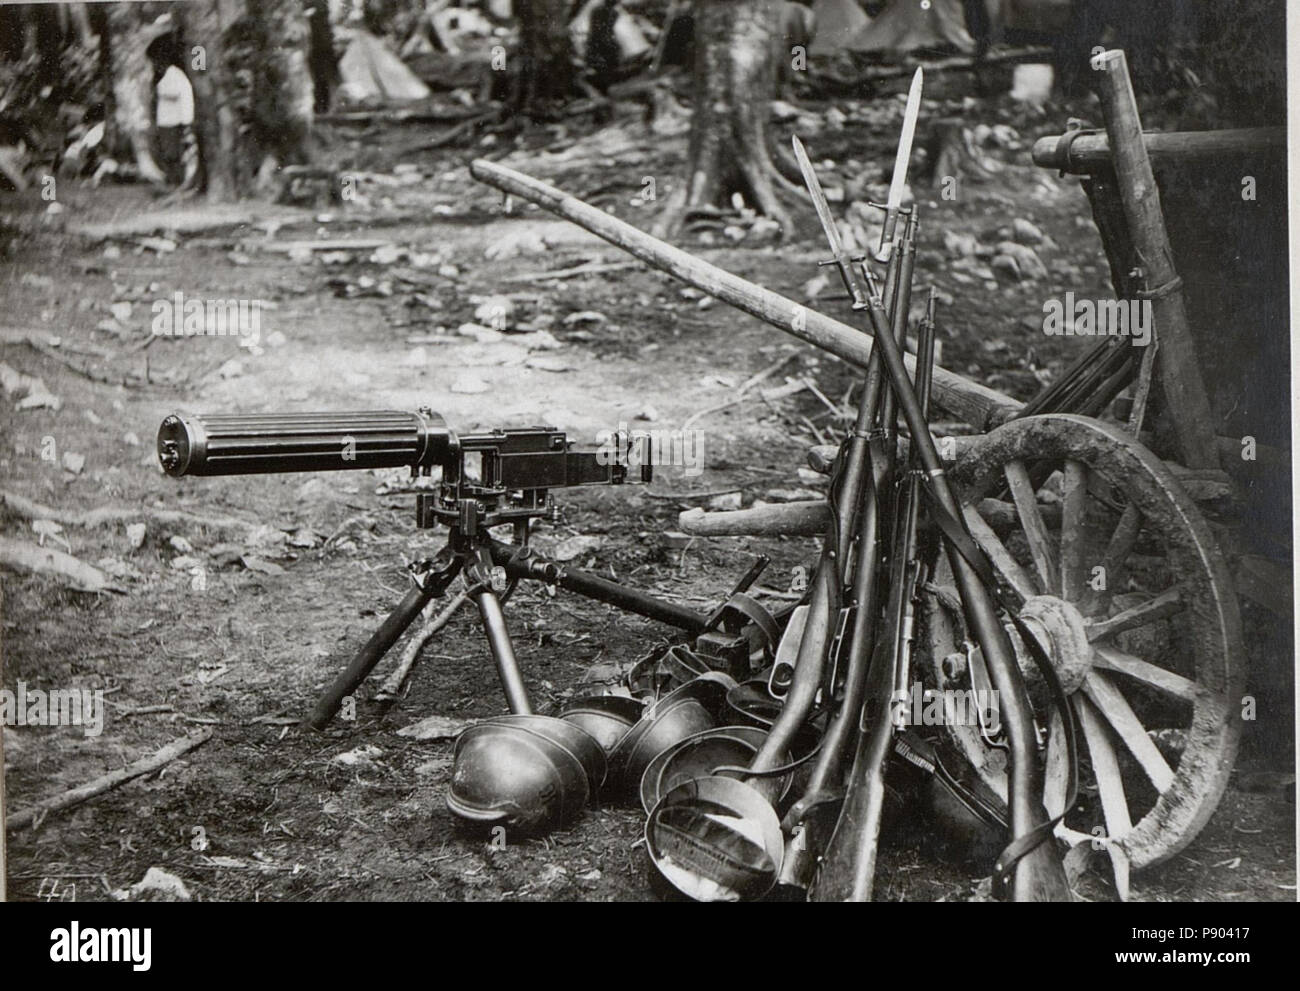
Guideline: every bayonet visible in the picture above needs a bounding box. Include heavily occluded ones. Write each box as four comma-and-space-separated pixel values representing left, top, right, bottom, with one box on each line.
792, 134, 868, 308
877, 67, 924, 263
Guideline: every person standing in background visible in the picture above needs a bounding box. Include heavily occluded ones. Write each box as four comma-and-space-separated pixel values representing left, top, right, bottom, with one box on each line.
147, 34, 197, 188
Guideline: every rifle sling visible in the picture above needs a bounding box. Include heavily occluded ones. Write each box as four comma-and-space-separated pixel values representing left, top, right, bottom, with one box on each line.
916, 477, 1081, 898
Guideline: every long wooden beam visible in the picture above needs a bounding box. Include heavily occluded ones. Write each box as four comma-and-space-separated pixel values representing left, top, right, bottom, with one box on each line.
1031, 127, 1284, 175
470, 159, 1021, 431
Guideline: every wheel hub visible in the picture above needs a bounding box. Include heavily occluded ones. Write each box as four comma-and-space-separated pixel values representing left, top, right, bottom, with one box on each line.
1016, 595, 1093, 695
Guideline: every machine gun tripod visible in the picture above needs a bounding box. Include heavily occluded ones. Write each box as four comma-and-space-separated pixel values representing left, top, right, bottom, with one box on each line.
157, 408, 767, 731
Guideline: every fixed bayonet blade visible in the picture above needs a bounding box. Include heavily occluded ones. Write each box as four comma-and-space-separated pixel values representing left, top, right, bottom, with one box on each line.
877, 67, 924, 262
793, 135, 868, 307
793, 135, 847, 259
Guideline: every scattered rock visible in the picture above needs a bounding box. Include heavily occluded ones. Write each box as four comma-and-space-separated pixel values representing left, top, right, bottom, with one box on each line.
126, 522, 147, 550
707, 491, 743, 510
943, 230, 979, 258
331, 744, 384, 769
287, 528, 318, 548
525, 355, 575, 372
473, 295, 516, 330
450, 375, 490, 394
484, 229, 548, 260
1011, 218, 1045, 245
457, 322, 503, 344
112, 867, 192, 902
240, 556, 286, 575
61, 451, 85, 474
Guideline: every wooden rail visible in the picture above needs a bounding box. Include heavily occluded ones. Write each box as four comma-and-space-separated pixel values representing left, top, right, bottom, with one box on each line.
1031, 127, 1284, 175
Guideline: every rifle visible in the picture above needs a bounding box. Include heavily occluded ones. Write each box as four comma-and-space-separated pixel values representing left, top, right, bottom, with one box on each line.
811, 286, 936, 901
793, 144, 1074, 901
157, 409, 734, 729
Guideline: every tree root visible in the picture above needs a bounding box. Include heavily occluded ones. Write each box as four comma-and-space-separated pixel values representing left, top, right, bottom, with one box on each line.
1, 489, 258, 534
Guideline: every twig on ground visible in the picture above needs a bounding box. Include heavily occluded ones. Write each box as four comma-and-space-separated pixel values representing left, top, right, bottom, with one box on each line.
681, 355, 803, 431
373, 589, 472, 701
6, 730, 213, 832
503, 260, 639, 283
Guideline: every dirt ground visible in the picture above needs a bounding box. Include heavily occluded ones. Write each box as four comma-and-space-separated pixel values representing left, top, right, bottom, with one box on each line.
2, 76, 1294, 902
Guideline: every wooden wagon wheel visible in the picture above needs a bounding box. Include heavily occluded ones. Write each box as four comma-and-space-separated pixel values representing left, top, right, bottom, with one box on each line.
920, 414, 1244, 897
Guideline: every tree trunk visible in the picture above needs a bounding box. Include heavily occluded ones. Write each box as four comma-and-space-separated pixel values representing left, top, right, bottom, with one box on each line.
655, 0, 797, 238
248, 0, 314, 180
177, 0, 312, 201
514, 0, 574, 119
104, 3, 165, 185
177, 0, 241, 201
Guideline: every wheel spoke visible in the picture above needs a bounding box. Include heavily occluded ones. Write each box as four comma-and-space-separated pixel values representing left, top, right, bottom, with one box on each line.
1087, 588, 1182, 642
1079, 504, 1140, 615
1077, 694, 1134, 900
1081, 671, 1176, 793
1091, 644, 1201, 704
962, 502, 1037, 603
1059, 460, 1089, 602
1042, 710, 1069, 819
1004, 459, 1059, 595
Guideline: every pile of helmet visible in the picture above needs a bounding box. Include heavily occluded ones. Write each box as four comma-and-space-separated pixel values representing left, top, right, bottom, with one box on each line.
446, 642, 811, 901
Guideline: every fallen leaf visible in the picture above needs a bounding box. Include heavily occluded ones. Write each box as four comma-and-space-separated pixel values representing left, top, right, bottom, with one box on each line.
396, 714, 473, 741
197, 664, 228, 685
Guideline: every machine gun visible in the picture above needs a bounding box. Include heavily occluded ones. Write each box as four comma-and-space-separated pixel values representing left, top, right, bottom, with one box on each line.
157, 409, 760, 730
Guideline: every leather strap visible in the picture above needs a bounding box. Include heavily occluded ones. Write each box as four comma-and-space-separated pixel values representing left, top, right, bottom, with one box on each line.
916, 479, 1080, 898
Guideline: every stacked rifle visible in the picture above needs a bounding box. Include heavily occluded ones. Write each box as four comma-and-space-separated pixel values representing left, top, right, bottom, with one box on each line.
637, 71, 1073, 902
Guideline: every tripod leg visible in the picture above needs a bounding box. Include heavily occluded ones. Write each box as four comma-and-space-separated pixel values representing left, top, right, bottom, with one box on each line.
488, 538, 707, 633
471, 585, 533, 714
308, 560, 462, 730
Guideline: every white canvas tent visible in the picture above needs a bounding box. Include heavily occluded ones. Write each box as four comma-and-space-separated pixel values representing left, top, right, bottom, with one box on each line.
845, 0, 977, 54
338, 28, 432, 104
809, 0, 872, 56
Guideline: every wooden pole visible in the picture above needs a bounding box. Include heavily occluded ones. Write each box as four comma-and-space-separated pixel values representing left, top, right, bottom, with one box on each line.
1031, 126, 1285, 175
470, 159, 1022, 432
1094, 50, 1219, 469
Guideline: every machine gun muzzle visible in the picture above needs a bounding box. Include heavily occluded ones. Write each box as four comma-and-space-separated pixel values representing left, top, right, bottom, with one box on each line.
157, 410, 456, 477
